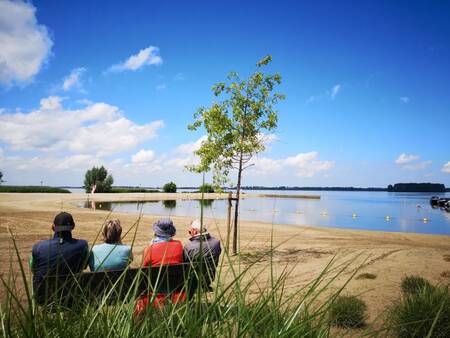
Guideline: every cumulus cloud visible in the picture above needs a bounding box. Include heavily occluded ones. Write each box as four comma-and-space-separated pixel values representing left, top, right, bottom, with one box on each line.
62, 67, 86, 91
395, 153, 420, 164
442, 162, 450, 173
175, 136, 207, 155
0, 96, 164, 156
0, 0, 53, 86
400, 96, 410, 104
132, 149, 155, 164
252, 151, 334, 177
108, 46, 162, 73
402, 160, 432, 171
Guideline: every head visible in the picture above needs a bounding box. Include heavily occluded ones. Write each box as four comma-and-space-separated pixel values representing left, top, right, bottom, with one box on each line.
52, 212, 75, 234
102, 219, 122, 244
153, 219, 176, 238
188, 219, 208, 237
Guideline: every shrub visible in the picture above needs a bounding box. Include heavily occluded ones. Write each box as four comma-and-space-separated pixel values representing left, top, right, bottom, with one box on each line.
163, 181, 177, 193
401, 275, 433, 295
199, 183, 214, 193
356, 273, 377, 280
329, 295, 367, 328
83, 166, 114, 193
388, 285, 450, 338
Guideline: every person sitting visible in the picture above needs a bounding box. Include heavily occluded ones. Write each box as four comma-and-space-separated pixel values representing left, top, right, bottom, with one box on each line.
30, 212, 88, 297
183, 219, 222, 290
88, 219, 133, 272
134, 219, 185, 314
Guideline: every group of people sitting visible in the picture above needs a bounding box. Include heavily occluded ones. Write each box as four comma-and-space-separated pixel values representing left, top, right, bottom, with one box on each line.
30, 211, 222, 312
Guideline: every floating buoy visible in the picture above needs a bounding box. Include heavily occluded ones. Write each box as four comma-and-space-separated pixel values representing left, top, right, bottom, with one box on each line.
352, 213, 357, 218
422, 217, 429, 223
385, 215, 391, 221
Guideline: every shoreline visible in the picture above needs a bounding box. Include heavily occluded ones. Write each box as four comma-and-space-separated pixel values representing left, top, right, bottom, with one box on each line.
1, 192, 450, 325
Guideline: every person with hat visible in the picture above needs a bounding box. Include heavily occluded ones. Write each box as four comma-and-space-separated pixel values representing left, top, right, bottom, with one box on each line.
183, 219, 222, 289
30, 212, 89, 291
134, 219, 185, 314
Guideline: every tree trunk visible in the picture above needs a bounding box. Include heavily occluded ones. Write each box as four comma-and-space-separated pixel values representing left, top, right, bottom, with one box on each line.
232, 152, 243, 255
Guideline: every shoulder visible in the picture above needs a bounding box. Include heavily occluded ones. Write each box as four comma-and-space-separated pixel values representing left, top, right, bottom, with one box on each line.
32, 239, 51, 253
171, 240, 183, 247
72, 238, 89, 250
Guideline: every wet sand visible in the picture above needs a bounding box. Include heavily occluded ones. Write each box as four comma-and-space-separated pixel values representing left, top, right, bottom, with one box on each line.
1, 192, 449, 326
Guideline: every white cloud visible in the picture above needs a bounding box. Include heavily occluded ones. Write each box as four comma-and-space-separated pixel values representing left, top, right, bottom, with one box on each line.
156, 83, 166, 90
62, 67, 86, 91
395, 153, 419, 164
402, 160, 432, 171
108, 46, 162, 72
132, 149, 155, 164
442, 162, 450, 174
0, 96, 164, 156
175, 136, 207, 155
330, 84, 341, 100
251, 151, 334, 177
400, 96, 410, 104
0, 0, 53, 86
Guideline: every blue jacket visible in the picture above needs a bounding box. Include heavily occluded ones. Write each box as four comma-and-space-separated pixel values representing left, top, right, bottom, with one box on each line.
31, 232, 88, 289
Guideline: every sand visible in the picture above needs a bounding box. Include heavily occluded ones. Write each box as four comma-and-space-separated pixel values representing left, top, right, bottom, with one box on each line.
1, 192, 450, 327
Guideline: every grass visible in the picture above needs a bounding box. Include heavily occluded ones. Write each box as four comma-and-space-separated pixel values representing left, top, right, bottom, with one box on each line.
0, 186, 71, 193
388, 283, 450, 338
401, 275, 433, 295
329, 295, 367, 328
356, 273, 377, 280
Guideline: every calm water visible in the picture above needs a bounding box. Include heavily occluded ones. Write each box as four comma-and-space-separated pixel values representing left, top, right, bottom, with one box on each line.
80, 191, 450, 235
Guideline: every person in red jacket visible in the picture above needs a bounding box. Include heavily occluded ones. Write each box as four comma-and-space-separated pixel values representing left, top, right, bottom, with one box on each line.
135, 219, 185, 314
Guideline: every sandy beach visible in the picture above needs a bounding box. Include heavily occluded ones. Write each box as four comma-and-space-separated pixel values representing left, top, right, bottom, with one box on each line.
1, 192, 450, 326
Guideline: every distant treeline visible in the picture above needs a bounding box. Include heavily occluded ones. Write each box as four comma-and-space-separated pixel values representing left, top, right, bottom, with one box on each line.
241, 186, 386, 191
0, 186, 71, 193
387, 183, 446, 193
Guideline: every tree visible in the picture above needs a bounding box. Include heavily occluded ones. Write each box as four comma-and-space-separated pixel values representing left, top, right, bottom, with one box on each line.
188, 55, 285, 254
199, 183, 214, 193
0, 171, 3, 184
83, 166, 114, 193
163, 181, 177, 193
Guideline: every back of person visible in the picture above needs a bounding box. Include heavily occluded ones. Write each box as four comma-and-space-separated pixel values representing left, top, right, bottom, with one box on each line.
89, 243, 131, 271
142, 240, 183, 267
32, 233, 88, 288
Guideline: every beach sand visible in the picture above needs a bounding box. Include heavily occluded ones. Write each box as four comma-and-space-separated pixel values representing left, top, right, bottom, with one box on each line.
1, 192, 449, 328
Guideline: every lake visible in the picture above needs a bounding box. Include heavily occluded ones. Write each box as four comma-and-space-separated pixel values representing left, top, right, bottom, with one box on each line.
79, 190, 450, 236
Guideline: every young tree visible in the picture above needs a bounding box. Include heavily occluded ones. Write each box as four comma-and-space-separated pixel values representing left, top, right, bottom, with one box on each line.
0, 171, 3, 184
162, 181, 177, 193
83, 166, 114, 193
188, 55, 285, 254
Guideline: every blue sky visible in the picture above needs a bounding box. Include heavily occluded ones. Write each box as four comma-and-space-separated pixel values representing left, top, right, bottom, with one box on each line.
0, 0, 449, 187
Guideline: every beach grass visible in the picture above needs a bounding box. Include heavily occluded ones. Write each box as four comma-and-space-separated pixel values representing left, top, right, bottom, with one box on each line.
0, 186, 71, 193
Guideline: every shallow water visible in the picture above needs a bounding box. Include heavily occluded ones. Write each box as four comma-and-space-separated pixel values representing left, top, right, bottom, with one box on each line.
79, 190, 450, 235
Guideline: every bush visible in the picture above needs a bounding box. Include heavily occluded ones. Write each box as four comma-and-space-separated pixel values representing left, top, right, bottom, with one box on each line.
0, 186, 70, 193
329, 295, 367, 328
199, 183, 214, 193
388, 285, 450, 338
401, 275, 433, 295
83, 166, 114, 193
356, 273, 377, 280
163, 181, 177, 193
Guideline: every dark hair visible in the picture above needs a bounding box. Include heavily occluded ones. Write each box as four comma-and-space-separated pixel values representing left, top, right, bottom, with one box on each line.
103, 219, 122, 244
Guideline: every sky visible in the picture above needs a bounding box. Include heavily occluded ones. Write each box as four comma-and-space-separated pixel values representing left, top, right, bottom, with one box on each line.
0, 0, 449, 188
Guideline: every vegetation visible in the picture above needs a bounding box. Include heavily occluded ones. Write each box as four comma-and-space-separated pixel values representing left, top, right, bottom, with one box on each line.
387, 183, 446, 192
441, 271, 450, 278
83, 166, 114, 193
388, 283, 450, 338
162, 200, 177, 209
329, 295, 367, 328
162, 181, 177, 193
199, 183, 214, 193
401, 275, 433, 295
356, 272, 377, 280
188, 55, 285, 255
0, 170, 3, 184
0, 186, 70, 193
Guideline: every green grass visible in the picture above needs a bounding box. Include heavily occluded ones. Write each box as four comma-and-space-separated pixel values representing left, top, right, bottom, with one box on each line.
329, 295, 367, 328
0, 186, 71, 193
401, 275, 433, 295
356, 273, 377, 280
388, 284, 450, 338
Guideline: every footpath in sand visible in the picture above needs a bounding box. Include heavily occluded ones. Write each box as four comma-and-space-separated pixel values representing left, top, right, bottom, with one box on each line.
1, 192, 450, 325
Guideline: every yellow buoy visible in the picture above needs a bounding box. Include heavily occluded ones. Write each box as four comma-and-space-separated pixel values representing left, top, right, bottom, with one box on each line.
422, 217, 429, 223
385, 215, 391, 220
352, 213, 357, 218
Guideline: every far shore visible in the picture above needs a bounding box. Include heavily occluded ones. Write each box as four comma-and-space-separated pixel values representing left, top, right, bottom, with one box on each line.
1, 192, 449, 327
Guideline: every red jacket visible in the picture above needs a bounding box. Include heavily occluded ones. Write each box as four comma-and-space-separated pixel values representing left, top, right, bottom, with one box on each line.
142, 240, 183, 267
